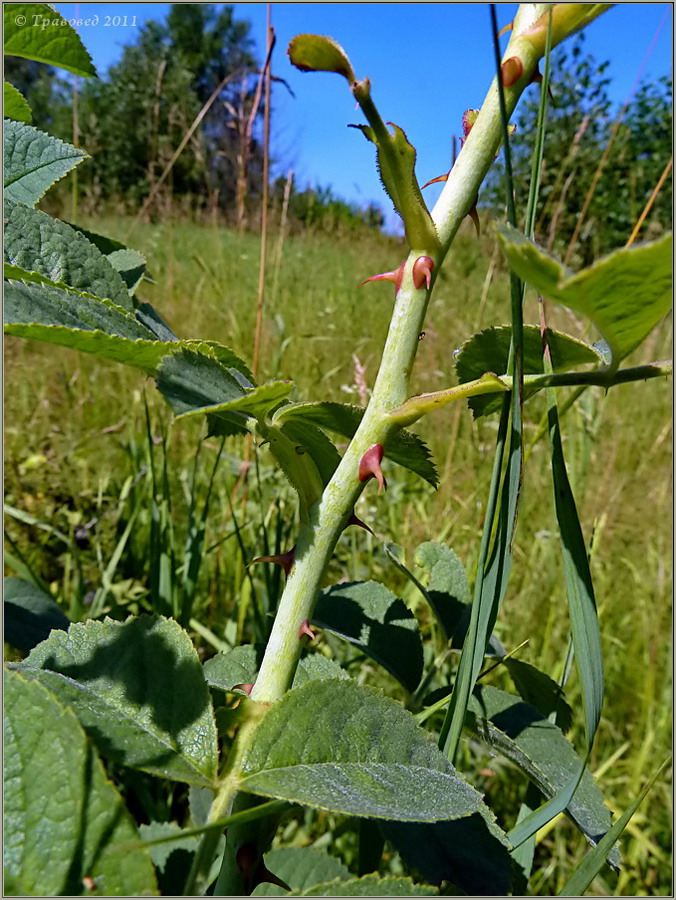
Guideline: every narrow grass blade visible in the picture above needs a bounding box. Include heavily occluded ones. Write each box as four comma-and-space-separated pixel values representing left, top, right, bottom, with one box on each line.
508, 758, 587, 849
181, 438, 225, 625
439, 7, 526, 763
118, 799, 289, 852
89, 507, 139, 618
542, 316, 604, 746
558, 759, 671, 896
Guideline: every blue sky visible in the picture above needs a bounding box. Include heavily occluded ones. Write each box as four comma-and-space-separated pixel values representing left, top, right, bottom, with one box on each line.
54, 3, 673, 218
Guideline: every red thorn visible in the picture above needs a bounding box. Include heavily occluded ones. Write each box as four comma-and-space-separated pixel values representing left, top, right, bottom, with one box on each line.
82, 877, 96, 892
252, 546, 296, 576
359, 444, 386, 492
421, 171, 449, 189
529, 67, 555, 103
462, 109, 480, 139
299, 619, 316, 641
346, 510, 374, 535
501, 57, 524, 88
467, 205, 480, 237
412, 256, 434, 290
233, 682, 254, 696
497, 21, 513, 39
358, 261, 405, 293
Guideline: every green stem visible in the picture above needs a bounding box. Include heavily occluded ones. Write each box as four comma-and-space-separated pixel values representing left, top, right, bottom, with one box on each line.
183, 710, 265, 896
205, 6, 609, 890
251, 8, 550, 706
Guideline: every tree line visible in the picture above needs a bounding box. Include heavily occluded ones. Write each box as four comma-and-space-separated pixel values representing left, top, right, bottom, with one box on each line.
6, 10, 671, 254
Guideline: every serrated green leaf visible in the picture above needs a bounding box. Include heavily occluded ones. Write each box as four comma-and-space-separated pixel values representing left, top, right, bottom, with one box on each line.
4, 200, 132, 308
253, 847, 351, 897
278, 419, 342, 487
350, 118, 440, 255
381, 811, 513, 895
294, 875, 438, 896
136, 302, 178, 341
455, 323, 606, 417
293, 654, 350, 686
175, 380, 293, 422
240, 679, 485, 821
4, 4, 97, 77
312, 581, 423, 692
4, 575, 70, 653
455, 324, 606, 417
469, 685, 619, 866
204, 644, 262, 691
106, 248, 147, 293
4, 120, 87, 205
288, 34, 355, 82
17, 615, 219, 786
4, 82, 31, 122
156, 348, 252, 437
498, 225, 673, 368
5, 669, 157, 896
414, 541, 470, 642
58, 222, 149, 293
4, 277, 147, 334
274, 401, 438, 488
410, 542, 505, 657
504, 657, 573, 733
204, 645, 348, 693
3, 279, 256, 388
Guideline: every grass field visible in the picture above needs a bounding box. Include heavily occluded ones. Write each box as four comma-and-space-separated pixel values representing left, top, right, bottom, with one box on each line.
4, 214, 672, 894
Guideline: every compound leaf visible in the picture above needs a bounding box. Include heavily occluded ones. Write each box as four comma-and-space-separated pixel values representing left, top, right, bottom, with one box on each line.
455, 324, 606, 417
274, 401, 438, 488
204, 645, 348, 693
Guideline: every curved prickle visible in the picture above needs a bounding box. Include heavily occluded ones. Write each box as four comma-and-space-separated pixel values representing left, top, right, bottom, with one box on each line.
346, 510, 374, 534
358, 443, 386, 492
252, 547, 296, 576
298, 619, 316, 641
412, 256, 434, 290
501, 56, 524, 88
358, 261, 405, 294
468, 203, 481, 237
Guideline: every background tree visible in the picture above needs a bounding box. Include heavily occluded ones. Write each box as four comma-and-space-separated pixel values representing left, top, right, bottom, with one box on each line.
484, 34, 672, 263
73, 4, 260, 215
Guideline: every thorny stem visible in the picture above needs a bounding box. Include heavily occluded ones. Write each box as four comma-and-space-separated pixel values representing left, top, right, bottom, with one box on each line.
208, 3, 614, 892
252, 3, 550, 705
